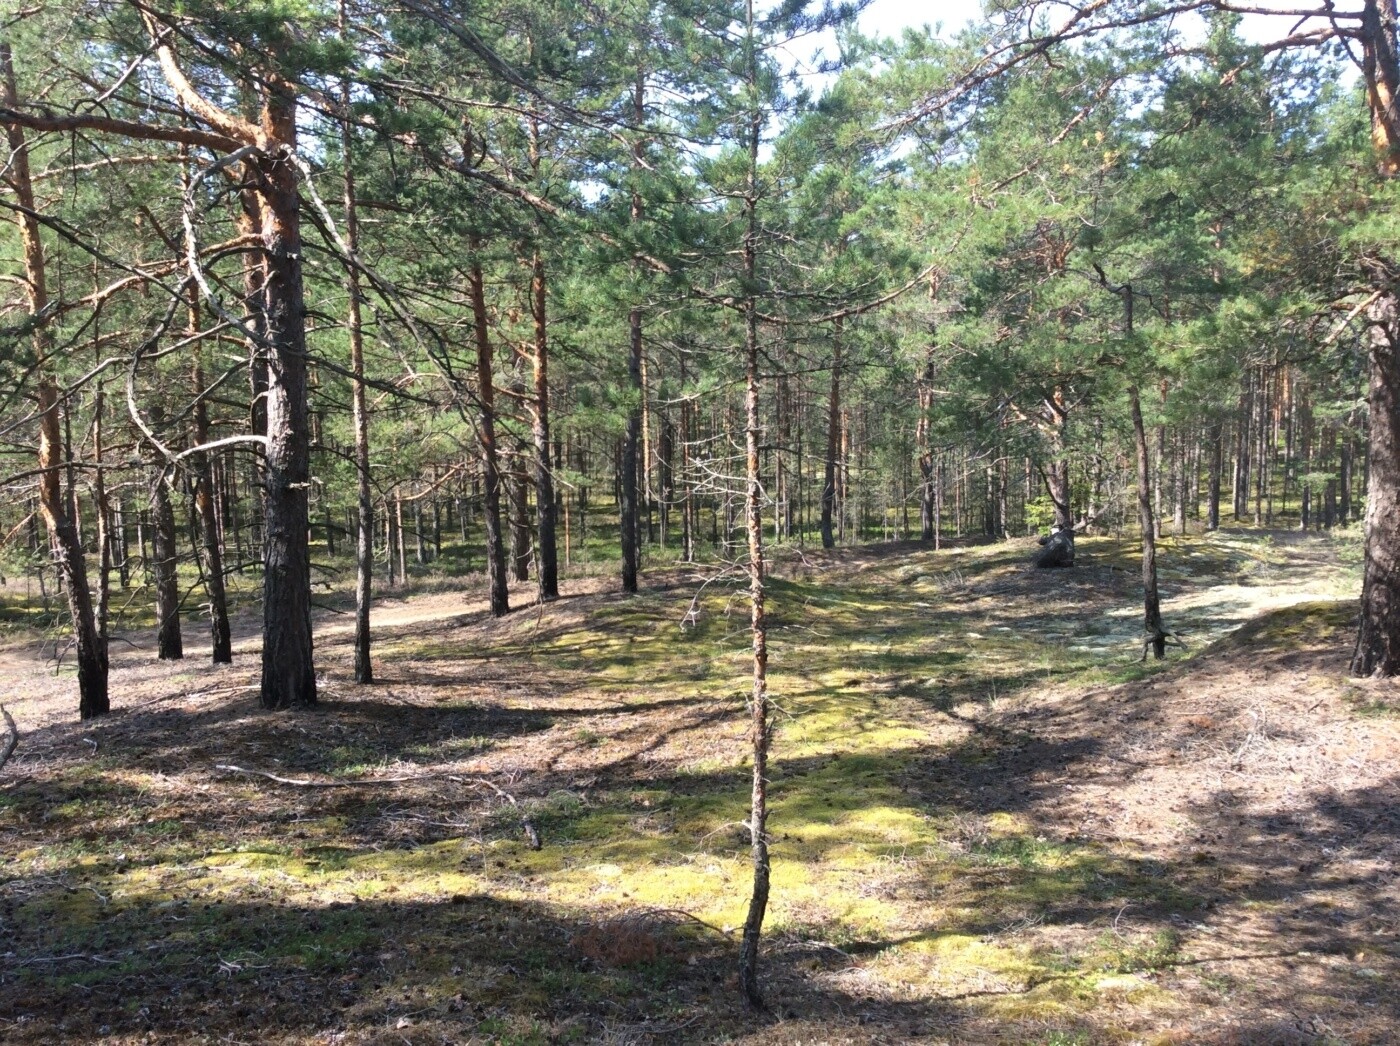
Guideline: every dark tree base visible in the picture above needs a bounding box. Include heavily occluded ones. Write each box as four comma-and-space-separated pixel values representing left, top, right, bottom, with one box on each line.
1034, 527, 1075, 569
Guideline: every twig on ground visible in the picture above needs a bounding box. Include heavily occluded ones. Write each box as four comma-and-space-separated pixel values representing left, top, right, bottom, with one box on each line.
8, 953, 119, 966
449, 775, 541, 850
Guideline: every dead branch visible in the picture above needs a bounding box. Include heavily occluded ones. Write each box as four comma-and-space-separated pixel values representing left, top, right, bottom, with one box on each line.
213, 763, 543, 847
214, 763, 435, 787
451, 775, 541, 850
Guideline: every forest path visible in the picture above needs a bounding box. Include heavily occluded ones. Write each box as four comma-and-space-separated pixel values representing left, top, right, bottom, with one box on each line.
0, 530, 1395, 1045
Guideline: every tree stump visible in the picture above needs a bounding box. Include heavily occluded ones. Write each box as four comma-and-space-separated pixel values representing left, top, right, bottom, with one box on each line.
1034, 525, 1075, 568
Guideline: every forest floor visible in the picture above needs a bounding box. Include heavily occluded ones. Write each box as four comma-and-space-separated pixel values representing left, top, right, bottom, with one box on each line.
0, 528, 1396, 1045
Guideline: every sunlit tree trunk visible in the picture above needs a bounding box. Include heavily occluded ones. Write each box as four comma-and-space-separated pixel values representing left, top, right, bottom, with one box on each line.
469, 240, 510, 617
2, 43, 107, 718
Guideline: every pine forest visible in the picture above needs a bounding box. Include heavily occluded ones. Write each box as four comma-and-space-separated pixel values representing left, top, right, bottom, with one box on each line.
1, 1, 1398, 1042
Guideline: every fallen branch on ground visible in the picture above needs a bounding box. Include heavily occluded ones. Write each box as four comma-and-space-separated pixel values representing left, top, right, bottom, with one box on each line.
214, 763, 544, 848
451, 775, 541, 850
214, 763, 437, 787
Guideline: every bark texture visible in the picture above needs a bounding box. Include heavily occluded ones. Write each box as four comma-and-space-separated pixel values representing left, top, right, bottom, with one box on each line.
1351, 284, 1400, 676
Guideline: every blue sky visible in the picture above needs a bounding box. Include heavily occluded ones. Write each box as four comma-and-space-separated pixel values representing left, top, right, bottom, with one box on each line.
782, 1, 1357, 92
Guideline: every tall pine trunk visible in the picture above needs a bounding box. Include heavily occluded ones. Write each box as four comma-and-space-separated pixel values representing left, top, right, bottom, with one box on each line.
340, 2, 375, 682
190, 318, 232, 663
820, 318, 842, 549
737, 6, 770, 1006
150, 467, 184, 661
621, 307, 643, 592
530, 249, 559, 600
469, 241, 510, 617
3, 44, 107, 718
1351, 279, 1400, 675
1207, 420, 1223, 530
1131, 385, 1166, 660
256, 91, 317, 709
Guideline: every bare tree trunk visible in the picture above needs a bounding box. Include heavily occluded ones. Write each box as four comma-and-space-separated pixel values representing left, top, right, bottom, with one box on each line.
1207, 420, 1223, 531
93, 390, 112, 651
621, 305, 643, 592
395, 491, 408, 581
681, 387, 696, 563
192, 353, 232, 663
621, 70, 646, 593
338, 14, 378, 680
256, 91, 316, 709
469, 241, 510, 617
820, 318, 842, 549
916, 337, 936, 540
530, 247, 559, 600
2, 44, 107, 718
737, 32, 770, 1004
1131, 385, 1166, 660
1351, 280, 1400, 676
150, 467, 184, 661
508, 455, 531, 582
659, 412, 675, 549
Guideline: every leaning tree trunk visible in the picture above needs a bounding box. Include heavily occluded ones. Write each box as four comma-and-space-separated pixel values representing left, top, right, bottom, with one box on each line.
469, 241, 510, 617
256, 91, 316, 709
1351, 280, 1400, 676
39, 381, 109, 717
2, 44, 107, 718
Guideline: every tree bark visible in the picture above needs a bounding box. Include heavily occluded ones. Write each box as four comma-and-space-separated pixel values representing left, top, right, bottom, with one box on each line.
621, 306, 643, 592
3, 44, 107, 718
1131, 384, 1166, 659
190, 307, 233, 664
256, 90, 317, 709
339, 62, 374, 681
916, 327, 936, 541
530, 249, 559, 600
150, 467, 184, 662
1351, 283, 1400, 675
820, 318, 843, 549
508, 454, 531, 583
737, 30, 770, 1005
620, 69, 646, 593
469, 241, 510, 617
93, 390, 113, 648
1207, 420, 1223, 530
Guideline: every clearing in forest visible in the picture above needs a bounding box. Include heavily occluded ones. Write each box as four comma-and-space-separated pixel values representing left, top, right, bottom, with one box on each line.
0, 530, 1396, 1045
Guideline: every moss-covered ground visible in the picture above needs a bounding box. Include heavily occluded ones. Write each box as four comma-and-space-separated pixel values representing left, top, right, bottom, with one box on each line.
0, 528, 1395, 1044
